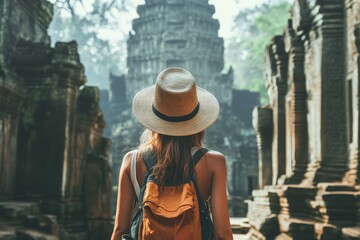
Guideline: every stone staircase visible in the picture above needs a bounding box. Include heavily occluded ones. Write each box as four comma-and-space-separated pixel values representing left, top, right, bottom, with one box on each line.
245, 184, 360, 240
0, 202, 59, 240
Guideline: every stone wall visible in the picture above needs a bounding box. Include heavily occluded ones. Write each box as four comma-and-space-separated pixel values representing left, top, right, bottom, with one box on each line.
0, 0, 52, 201
0, 0, 112, 239
247, 1, 360, 239
232, 89, 260, 128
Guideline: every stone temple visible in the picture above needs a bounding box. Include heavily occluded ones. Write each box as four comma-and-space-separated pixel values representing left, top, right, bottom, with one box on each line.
126, 0, 233, 105
246, 0, 360, 239
0, 0, 112, 239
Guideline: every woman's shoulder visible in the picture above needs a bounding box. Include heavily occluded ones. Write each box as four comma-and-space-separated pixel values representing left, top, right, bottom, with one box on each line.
203, 149, 227, 179
204, 149, 225, 158
205, 149, 224, 157
120, 149, 137, 171
203, 149, 226, 165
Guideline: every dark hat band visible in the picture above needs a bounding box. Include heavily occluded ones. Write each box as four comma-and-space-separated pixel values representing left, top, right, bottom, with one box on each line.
152, 103, 200, 122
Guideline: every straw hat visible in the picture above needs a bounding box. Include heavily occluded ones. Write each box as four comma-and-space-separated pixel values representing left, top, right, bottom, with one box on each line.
132, 67, 220, 136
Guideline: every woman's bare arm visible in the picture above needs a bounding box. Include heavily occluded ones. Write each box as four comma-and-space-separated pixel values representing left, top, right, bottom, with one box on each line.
111, 152, 136, 240
209, 152, 233, 240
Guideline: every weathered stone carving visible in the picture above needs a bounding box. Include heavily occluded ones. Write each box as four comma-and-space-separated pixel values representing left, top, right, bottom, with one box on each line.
264, 36, 288, 185
303, 0, 348, 184
253, 107, 273, 188
284, 19, 308, 184
344, 0, 360, 186
0, 0, 112, 239
0, 0, 53, 201
248, 0, 360, 239
0, 73, 24, 199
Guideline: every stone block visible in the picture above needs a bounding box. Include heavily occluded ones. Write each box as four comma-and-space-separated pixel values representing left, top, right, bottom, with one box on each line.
16, 228, 59, 240
274, 233, 292, 240
342, 226, 360, 240
0, 202, 40, 221
0, 230, 16, 240
23, 215, 59, 236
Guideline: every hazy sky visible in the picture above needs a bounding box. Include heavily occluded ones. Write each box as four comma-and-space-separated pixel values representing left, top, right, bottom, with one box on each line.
209, 0, 270, 38
52, 0, 272, 44
126, 0, 269, 38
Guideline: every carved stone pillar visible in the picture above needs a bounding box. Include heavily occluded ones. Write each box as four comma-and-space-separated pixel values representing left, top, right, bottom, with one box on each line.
302, 0, 348, 184
356, 26, 360, 185
264, 36, 288, 184
77, 87, 112, 239
0, 73, 24, 199
283, 20, 308, 184
253, 107, 273, 188
344, 0, 360, 185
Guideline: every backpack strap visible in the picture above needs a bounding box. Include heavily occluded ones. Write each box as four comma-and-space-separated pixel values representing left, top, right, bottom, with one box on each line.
192, 147, 209, 166
142, 151, 157, 173
130, 150, 140, 199
191, 147, 209, 203
191, 148, 215, 239
136, 151, 157, 202
130, 151, 157, 239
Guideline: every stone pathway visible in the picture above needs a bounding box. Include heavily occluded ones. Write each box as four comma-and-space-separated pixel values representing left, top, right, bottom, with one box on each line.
0, 201, 60, 240
231, 217, 250, 239
233, 233, 247, 239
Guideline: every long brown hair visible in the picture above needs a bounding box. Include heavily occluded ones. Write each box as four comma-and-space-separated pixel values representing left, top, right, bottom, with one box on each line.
139, 129, 204, 185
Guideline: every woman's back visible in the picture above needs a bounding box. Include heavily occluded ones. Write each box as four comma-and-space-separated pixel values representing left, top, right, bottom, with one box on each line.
128, 149, 232, 239
133, 149, 220, 201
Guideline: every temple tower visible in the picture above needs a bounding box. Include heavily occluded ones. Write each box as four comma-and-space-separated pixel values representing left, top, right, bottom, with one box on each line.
126, 0, 233, 105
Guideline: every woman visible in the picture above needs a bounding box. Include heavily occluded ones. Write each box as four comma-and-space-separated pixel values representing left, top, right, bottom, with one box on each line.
111, 67, 233, 240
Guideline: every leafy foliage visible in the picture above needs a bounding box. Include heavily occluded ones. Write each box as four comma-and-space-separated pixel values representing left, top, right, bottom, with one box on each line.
226, 0, 291, 103
48, 0, 132, 88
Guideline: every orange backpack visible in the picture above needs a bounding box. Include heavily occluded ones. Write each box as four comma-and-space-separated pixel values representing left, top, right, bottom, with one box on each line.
127, 148, 215, 240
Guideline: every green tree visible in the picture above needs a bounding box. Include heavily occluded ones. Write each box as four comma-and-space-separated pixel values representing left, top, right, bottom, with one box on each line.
226, 0, 291, 103
48, 0, 132, 89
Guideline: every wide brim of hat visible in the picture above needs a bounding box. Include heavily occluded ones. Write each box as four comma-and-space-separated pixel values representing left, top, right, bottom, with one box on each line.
132, 85, 220, 136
